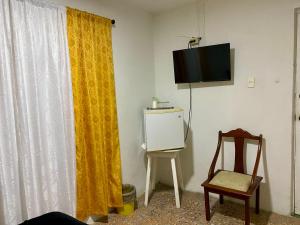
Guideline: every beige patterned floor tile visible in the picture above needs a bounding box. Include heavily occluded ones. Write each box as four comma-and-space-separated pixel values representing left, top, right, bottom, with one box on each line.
94, 184, 300, 225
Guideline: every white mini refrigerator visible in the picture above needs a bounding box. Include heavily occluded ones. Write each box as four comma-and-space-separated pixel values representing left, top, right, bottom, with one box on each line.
144, 108, 184, 152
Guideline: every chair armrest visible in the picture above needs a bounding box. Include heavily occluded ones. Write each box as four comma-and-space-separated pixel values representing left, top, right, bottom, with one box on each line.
249, 135, 263, 189
208, 131, 222, 180
250, 173, 257, 187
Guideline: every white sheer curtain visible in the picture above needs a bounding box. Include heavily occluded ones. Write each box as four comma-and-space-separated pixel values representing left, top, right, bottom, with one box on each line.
0, 0, 75, 224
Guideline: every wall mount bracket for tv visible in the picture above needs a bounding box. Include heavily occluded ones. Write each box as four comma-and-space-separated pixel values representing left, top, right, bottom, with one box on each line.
189, 37, 202, 47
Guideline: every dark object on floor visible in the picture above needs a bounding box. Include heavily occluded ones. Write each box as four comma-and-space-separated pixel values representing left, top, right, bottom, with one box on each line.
19, 212, 87, 225
117, 184, 137, 215
202, 128, 263, 225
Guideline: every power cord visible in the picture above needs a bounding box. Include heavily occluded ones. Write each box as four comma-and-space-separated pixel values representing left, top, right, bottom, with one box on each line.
184, 83, 192, 142
184, 39, 200, 143
184, 42, 193, 143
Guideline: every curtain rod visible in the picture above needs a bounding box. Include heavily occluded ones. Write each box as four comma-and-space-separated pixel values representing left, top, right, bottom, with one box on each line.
38, 0, 116, 25
65, 6, 116, 25
74, 8, 116, 25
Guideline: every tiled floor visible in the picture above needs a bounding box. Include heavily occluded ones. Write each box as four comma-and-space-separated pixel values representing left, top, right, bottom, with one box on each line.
96, 185, 300, 225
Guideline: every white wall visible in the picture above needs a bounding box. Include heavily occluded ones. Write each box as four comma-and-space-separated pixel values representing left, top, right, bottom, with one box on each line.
49, 0, 155, 196
153, 0, 300, 215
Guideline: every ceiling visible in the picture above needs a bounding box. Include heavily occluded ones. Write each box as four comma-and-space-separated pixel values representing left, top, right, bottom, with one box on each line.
119, 0, 197, 14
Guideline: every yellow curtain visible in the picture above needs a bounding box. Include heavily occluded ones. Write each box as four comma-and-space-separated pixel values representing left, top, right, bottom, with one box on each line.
66, 8, 123, 220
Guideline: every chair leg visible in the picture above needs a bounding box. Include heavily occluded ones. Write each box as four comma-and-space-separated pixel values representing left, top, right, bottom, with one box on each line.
204, 189, 211, 221
175, 154, 184, 191
144, 155, 151, 207
219, 194, 224, 204
256, 185, 260, 214
245, 198, 250, 225
171, 157, 180, 208
151, 158, 157, 191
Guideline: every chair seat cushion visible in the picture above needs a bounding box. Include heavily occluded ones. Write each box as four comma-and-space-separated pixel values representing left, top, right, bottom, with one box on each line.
209, 171, 252, 192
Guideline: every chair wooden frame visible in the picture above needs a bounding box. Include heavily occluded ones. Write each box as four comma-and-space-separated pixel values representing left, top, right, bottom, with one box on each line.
201, 128, 263, 225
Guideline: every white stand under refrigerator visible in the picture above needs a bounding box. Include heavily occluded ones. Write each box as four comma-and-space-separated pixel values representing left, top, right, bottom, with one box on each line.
143, 108, 185, 208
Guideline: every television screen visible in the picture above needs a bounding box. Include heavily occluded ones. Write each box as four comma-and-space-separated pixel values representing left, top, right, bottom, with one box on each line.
173, 43, 231, 83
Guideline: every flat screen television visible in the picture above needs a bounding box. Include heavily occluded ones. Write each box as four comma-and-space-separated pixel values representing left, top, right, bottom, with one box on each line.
173, 43, 231, 83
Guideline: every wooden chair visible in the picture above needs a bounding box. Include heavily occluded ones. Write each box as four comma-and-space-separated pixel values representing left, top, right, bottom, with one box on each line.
201, 128, 263, 225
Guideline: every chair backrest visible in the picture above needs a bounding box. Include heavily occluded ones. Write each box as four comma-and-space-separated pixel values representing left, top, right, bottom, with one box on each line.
220, 128, 263, 174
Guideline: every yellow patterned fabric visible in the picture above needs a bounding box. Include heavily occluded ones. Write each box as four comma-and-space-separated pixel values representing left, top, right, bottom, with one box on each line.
66, 8, 123, 221
209, 171, 252, 192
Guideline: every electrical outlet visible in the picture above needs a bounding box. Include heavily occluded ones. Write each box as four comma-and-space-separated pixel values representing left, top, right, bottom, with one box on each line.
248, 77, 255, 88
